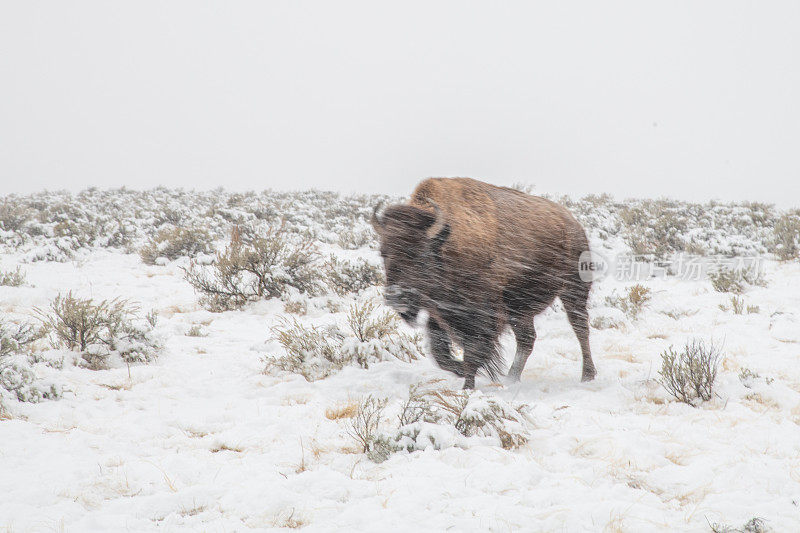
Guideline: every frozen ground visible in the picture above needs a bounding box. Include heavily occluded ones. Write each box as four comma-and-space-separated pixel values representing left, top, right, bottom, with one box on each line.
1, 190, 800, 531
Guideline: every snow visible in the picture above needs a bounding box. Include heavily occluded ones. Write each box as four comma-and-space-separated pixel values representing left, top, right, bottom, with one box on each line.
1, 191, 800, 531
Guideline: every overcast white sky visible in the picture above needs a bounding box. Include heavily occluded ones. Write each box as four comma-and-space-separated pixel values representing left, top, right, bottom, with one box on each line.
1, 2, 798, 206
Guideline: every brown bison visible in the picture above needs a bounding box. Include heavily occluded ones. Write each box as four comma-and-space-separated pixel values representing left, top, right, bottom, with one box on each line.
372, 177, 596, 389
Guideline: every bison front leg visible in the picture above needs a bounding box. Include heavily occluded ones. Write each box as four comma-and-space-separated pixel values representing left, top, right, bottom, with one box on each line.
507, 315, 536, 382
427, 318, 465, 377
461, 335, 498, 390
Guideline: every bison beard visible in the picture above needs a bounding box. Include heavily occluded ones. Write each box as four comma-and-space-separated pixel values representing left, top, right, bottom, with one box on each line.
372, 177, 597, 389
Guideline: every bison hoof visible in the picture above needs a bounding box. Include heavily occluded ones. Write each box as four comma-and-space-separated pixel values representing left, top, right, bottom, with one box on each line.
505, 370, 522, 383
581, 368, 597, 382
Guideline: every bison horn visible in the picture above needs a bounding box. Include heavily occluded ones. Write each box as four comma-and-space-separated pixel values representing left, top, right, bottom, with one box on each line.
425, 199, 448, 240
371, 202, 385, 232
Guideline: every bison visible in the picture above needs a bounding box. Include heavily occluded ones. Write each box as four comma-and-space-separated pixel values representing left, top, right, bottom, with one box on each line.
371, 177, 596, 389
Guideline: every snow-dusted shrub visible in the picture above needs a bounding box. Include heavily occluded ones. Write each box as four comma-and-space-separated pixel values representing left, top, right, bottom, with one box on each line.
613, 199, 778, 258
37, 292, 124, 352
511, 182, 536, 194
337, 226, 376, 250
709, 266, 766, 294
153, 205, 188, 227
21, 238, 78, 263
772, 212, 800, 260
266, 319, 347, 381
36, 292, 161, 369
0, 320, 43, 356
341, 298, 423, 365
738, 368, 773, 389
185, 325, 207, 337
139, 226, 213, 265
103, 309, 161, 366
184, 225, 319, 311
345, 395, 391, 461
710, 268, 745, 294
102, 217, 138, 250
52, 219, 99, 248
0, 353, 61, 403
619, 200, 691, 259
323, 256, 383, 295
409, 388, 531, 450
605, 284, 651, 319
0, 320, 59, 403
658, 339, 721, 406
265, 299, 423, 381
0, 199, 31, 232
283, 297, 308, 315
0, 267, 26, 287
709, 516, 771, 533
344, 385, 532, 462
397, 381, 443, 426
2, 187, 794, 264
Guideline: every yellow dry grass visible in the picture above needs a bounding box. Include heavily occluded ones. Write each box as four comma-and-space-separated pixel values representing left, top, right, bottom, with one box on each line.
325, 401, 359, 420
743, 393, 781, 413
210, 443, 244, 453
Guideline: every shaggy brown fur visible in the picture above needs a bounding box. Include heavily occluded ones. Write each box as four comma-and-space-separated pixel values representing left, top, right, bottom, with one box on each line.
373, 177, 596, 388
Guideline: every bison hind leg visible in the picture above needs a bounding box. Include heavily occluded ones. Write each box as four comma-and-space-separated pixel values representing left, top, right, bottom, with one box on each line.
561, 276, 596, 382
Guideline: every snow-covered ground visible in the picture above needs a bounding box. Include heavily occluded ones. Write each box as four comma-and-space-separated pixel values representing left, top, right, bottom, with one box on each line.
1, 190, 800, 531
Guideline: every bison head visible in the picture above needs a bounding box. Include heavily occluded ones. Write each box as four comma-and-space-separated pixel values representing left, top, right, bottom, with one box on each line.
371, 202, 450, 324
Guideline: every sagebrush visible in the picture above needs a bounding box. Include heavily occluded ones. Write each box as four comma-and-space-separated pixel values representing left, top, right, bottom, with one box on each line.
709, 266, 766, 294
342, 384, 531, 463
0, 267, 26, 287
184, 225, 319, 311
323, 256, 383, 295
139, 226, 213, 264
35, 292, 161, 369
773, 212, 800, 260
1, 319, 59, 403
265, 298, 422, 381
658, 339, 721, 406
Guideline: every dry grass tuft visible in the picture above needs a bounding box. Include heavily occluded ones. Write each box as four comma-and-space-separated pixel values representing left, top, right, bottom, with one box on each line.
179, 504, 207, 517
210, 443, 244, 453
325, 401, 359, 420
743, 393, 781, 413
182, 428, 210, 439
661, 309, 699, 320
605, 284, 652, 319
272, 508, 307, 529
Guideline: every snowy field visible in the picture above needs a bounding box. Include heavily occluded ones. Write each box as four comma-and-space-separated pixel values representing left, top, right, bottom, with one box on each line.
1, 188, 800, 532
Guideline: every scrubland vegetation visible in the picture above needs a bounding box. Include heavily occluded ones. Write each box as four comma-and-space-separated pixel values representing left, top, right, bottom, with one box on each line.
1, 187, 799, 531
